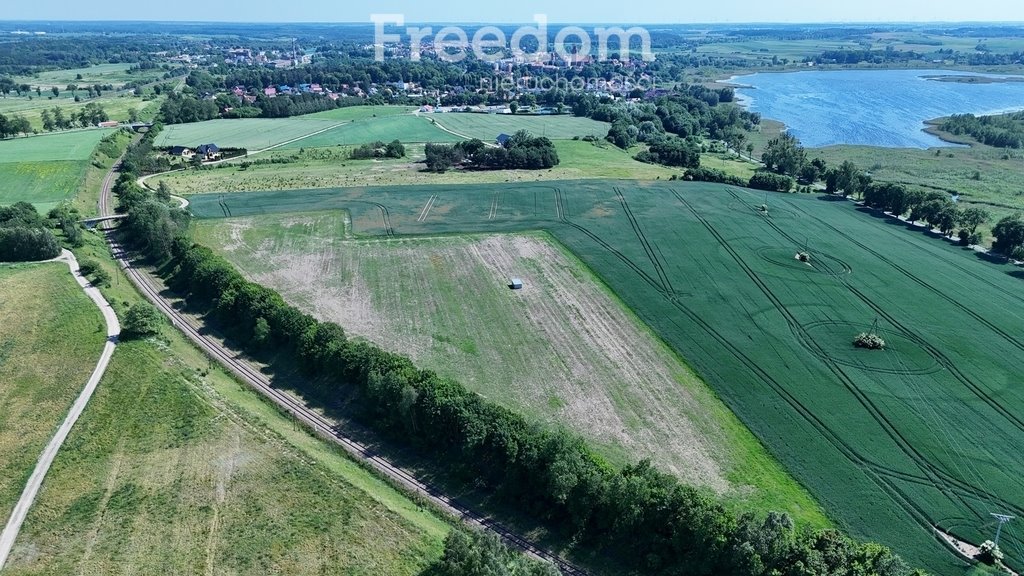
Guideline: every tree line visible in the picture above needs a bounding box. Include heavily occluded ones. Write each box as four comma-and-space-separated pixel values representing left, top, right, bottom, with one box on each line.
0, 202, 61, 262
940, 112, 1024, 149
757, 131, 1024, 257
425, 131, 558, 172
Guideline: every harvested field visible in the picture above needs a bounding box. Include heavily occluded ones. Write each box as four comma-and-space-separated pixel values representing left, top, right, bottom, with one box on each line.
195, 215, 828, 523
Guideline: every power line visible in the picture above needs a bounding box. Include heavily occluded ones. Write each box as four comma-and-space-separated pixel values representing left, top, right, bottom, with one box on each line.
991, 510, 1015, 545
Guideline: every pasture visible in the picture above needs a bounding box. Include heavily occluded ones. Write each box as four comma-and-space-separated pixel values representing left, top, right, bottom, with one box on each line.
189, 180, 1024, 575
156, 139, 678, 194
2, 232, 448, 575
0, 129, 112, 210
0, 264, 106, 529
429, 113, 609, 141
152, 112, 457, 151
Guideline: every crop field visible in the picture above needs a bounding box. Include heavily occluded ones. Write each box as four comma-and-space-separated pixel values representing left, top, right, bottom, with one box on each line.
0, 129, 112, 210
152, 112, 457, 151
152, 118, 345, 151
280, 114, 460, 148
0, 263, 106, 526
157, 140, 678, 194
430, 113, 609, 141
193, 218, 829, 524
190, 180, 1024, 574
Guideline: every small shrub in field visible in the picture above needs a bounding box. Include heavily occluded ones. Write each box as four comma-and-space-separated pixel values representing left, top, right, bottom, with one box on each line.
976, 540, 1003, 565
853, 332, 885, 350
123, 303, 162, 337
78, 258, 100, 276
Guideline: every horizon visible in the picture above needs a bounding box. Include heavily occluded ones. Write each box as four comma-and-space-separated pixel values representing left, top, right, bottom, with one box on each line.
3, 0, 1024, 25
3, 18, 1024, 26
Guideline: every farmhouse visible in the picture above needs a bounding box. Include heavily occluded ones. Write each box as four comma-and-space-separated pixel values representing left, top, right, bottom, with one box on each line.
168, 146, 194, 159
509, 278, 523, 290
496, 133, 512, 146
195, 144, 221, 161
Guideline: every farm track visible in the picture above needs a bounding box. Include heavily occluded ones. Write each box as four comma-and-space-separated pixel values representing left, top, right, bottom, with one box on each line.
487, 191, 501, 220
551, 188, 666, 295
670, 190, 1015, 548
417, 194, 438, 222
99, 169, 583, 574
613, 187, 674, 294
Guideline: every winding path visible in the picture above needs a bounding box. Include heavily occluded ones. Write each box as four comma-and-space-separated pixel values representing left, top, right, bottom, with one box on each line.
0, 250, 120, 570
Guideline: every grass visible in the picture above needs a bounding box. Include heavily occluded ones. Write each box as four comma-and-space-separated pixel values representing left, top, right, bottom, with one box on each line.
281, 115, 461, 148
0, 129, 112, 162
156, 139, 679, 194
11, 63, 164, 90
0, 129, 116, 212
4, 339, 446, 575
1, 224, 450, 574
152, 118, 345, 151
0, 263, 106, 528
430, 113, 609, 141
189, 180, 1024, 575
193, 217, 828, 527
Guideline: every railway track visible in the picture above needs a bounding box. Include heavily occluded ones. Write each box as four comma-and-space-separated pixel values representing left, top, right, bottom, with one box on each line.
98, 167, 585, 575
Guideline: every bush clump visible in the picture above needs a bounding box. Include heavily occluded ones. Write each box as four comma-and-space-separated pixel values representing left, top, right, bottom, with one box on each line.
853, 332, 886, 350
976, 540, 1004, 565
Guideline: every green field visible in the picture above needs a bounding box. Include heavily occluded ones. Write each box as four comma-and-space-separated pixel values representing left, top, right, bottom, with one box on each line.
430, 113, 610, 141
151, 106, 452, 151
189, 180, 1024, 574
156, 139, 680, 194
152, 118, 345, 151
283, 114, 461, 148
0, 129, 113, 211
0, 264, 106, 524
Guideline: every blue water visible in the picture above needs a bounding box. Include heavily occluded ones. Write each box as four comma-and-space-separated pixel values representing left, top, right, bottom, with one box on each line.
731, 69, 1024, 148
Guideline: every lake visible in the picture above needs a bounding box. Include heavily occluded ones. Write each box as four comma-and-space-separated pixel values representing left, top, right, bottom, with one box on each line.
730, 69, 1024, 148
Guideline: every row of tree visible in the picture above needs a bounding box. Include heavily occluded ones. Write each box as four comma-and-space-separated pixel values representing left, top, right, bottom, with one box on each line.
425, 132, 559, 172
41, 103, 110, 131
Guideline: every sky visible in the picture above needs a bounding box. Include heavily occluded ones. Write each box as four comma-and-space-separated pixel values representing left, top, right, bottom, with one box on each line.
3, 0, 1024, 24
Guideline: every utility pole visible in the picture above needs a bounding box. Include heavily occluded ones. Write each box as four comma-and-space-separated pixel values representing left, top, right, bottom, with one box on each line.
991, 513, 1014, 548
